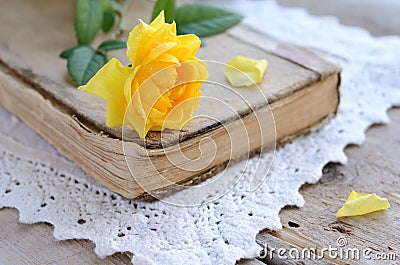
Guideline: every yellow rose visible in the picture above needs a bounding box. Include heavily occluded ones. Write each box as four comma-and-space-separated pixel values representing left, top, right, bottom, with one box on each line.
79, 11, 209, 138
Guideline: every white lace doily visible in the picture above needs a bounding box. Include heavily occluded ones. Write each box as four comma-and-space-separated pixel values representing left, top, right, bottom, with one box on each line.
1, 1, 399, 264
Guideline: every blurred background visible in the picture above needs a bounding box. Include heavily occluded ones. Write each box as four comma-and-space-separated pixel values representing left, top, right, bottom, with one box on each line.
275, 0, 400, 36
203, 0, 400, 37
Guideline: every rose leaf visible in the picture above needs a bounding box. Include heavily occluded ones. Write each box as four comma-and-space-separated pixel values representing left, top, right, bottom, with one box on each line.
98, 39, 126, 51
151, 0, 175, 23
67, 46, 107, 86
102, 11, 115, 33
75, 0, 103, 45
174, 4, 243, 37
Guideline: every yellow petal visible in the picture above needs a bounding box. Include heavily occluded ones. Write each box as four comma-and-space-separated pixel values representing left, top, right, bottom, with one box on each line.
122, 11, 208, 138
150, 10, 165, 29
165, 95, 199, 129
78, 58, 132, 127
177, 34, 201, 57
123, 68, 137, 106
155, 54, 180, 64
127, 12, 177, 67
141, 78, 163, 106
225, 55, 267, 87
130, 81, 147, 120
147, 22, 177, 46
151, 64, 178, 91
175, 82, 201, 104
141, 42, 176, 66
140, 78, 172, 114
105, 97, 126, 127
176, 60, 208, 84
336, 191, 390, 218
163, 106, 184, 128
78, 58, 131, 98
149, 107, 165, 119
168, 84, 186, 101
126, 20, 156, 66
170, 34, 201, 60
124, 103, 152, 138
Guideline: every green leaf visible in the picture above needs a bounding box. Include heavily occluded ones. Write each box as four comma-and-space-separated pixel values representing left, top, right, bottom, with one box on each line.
60, 47, 77, 59
60, 45, 92, 59
151, 0, 175, 23
174, 4, 243, 37
102, 11, 115, 32
98, 39, 126, 51
75, 0, 103, 45
98, 0, 112, 11
67, 46, 107, 86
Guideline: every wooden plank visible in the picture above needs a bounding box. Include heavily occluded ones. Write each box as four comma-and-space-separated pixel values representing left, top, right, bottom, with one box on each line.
0, 208, 132, 265
257, 231, 331, 265
257, 108, 400, 264
237, 259, 265, 265
228, 24, 341, 80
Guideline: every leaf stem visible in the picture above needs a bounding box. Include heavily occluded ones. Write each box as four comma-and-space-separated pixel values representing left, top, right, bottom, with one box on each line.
113, 0, 132, 39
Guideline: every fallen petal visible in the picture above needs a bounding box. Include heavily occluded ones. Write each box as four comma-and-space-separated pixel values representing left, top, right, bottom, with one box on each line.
225, 55, 267, 87
336, 190, 390, 218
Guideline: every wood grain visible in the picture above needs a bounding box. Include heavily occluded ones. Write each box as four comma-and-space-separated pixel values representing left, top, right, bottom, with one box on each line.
257, 107, 400, 264
0, 208, 132, 265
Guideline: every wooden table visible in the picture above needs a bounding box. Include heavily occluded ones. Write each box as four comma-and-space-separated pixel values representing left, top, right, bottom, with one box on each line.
1, 1, 399, 264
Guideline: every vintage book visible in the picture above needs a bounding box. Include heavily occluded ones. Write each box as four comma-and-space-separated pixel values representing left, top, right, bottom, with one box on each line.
0, 0, 340, 199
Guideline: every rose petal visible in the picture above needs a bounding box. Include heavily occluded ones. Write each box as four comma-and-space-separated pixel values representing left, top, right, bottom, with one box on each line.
225, 55, 267, 87
78, 58, 132, 127
125, 103, 153, 138
146, 22, 177, 46
141, 42, 176, 66
156, 54, 180, 64
171, 34, 201, 60
176, 60, 208, 84
336, 190, 390, 218
150, 64, 178, 91
126, 20, 157, 67
163, 106, 184, 128
150, 10, 165, 29
81, 11, 208, 138
129, 14, 177, 66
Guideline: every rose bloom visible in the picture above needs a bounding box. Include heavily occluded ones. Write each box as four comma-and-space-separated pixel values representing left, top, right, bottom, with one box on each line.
79, 11, 208, 138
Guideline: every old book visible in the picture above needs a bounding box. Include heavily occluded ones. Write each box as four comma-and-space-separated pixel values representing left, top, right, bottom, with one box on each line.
0, 0, 340, 199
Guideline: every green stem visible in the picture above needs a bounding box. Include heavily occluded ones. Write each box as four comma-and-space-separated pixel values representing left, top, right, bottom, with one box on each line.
113, 0, 131, 39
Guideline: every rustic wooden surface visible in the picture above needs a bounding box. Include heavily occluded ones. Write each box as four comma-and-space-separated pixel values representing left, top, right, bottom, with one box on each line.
258, 107, 400, 264
1, 0, 399, 264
